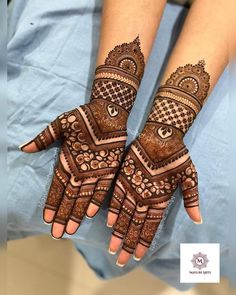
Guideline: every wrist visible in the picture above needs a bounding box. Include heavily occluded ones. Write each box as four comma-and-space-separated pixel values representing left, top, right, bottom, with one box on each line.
147, 60, 211, 136
137, 122, 187, 164
85, 99, 129, 132
86, 37, 145, 132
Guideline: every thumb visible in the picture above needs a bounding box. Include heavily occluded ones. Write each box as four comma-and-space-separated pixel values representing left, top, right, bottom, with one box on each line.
180, 160, 202, 224
19, 117, 61, 153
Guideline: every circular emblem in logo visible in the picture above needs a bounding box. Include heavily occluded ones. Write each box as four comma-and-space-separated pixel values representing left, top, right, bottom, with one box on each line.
191, 252, 209, 270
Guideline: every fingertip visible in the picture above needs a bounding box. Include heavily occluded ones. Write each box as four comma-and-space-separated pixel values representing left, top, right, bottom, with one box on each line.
108, 248, 117, 255
65, 219, 80, 235
193, 218, 203, 224
51, 223, 65, 239
43, 209, 56, 224
116, 261, 125, 267
106, 222, 113, 228
186, 206, 203, 224
133, 255, 142, 261
134, 244, 148, 260
107, 211, 118, 227
109, 235, 122, 254
19, 140, 39, 153
86, 203, 100, 218
116, 249, 132, 267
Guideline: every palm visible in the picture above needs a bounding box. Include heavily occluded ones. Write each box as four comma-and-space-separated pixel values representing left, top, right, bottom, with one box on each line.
48, 103, 126, 228
109, 123, 199, 253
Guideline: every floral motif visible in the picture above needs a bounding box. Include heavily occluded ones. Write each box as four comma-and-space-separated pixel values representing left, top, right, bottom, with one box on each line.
120, 155, 180, 199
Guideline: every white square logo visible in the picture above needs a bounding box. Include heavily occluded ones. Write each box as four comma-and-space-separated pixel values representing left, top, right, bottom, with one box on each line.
180, 243, 220, 283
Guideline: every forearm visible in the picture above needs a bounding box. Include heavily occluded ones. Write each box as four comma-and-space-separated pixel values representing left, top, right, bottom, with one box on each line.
97, 0, 167, 65
88, 0, 167, 131
160, 0, 228, 94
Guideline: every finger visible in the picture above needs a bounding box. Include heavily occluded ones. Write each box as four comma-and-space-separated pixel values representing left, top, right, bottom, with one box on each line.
86, 174, 114, 218
134, 205, 165, 261
65, 178, 97, 235
19, 117, 61, 153
107, 179, 126, 227
108, 235, 123, 255
181, 161, 202, 224
51, 177, 81, 238
116, 204, 148, 267
109, 194, 136, 254
43, 159, 70, 223
51, 196, 75, 239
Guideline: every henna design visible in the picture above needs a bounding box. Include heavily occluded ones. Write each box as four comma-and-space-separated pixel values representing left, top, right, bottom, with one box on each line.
20, 38, 145, 235
104, 36, 145, 81
92, 37, 145, 113
148, 60, 210, 133
110, 61, 210, 254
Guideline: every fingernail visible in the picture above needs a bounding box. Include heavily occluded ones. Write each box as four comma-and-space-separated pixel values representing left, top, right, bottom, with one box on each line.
51, 236, 61, 241
43, 221, 51, 225
107, 222, 113, 228
18, 140, 32, 150
116, 261, 125, 267
108, 248, 116, 255
133, 255, 142, 261
193, 216, 203, 224
85, 215, 92, 220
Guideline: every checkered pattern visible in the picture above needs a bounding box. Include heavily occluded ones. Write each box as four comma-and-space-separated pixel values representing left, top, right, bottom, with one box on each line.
148, 98, 195, 133
91, 80, 136, 112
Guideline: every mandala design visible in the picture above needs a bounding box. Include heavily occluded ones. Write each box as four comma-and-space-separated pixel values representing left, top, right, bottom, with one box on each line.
104, 36, 145, 81
191, 252, 209, 270
165, 60, 210, 104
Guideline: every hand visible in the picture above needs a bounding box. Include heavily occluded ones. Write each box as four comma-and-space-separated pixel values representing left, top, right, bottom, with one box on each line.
107, 123, 202, 266
20, 99, 128, 238
19, 37, 145, 239
107, 60, 210, 266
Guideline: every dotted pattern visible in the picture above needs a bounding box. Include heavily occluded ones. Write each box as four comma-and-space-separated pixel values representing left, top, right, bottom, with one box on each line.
148, 98, 195, 133
91, 80, 136, 112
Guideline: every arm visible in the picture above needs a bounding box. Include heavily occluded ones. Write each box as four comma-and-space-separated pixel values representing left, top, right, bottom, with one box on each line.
19, 0, 167, 239
108, 0, 228, 266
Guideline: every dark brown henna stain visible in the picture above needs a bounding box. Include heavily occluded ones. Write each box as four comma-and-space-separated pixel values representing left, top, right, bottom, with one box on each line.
33, 117, 62, 151
40, 38, 145, 228
44, 159, 69, 212
104, 36, 145, 81
110, 61, 210, 253
91, 37, 145, 113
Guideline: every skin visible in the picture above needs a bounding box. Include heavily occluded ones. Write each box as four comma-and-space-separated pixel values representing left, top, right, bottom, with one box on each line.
85, 0, 167, 220
107, 0, 229, 266
96, 0, 167, 65
20, 0, 167, 238
19, 0, 232, 267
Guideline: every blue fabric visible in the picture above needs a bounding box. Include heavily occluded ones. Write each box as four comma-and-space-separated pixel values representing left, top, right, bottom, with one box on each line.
8, 0, 230, 291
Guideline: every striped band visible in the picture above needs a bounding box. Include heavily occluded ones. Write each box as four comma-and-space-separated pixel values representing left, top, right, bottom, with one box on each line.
156, 91, 200, 114
95, 71, 139, 91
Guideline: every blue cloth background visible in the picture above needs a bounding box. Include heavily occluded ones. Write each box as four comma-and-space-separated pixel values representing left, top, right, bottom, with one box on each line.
8, 0, 229, 291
